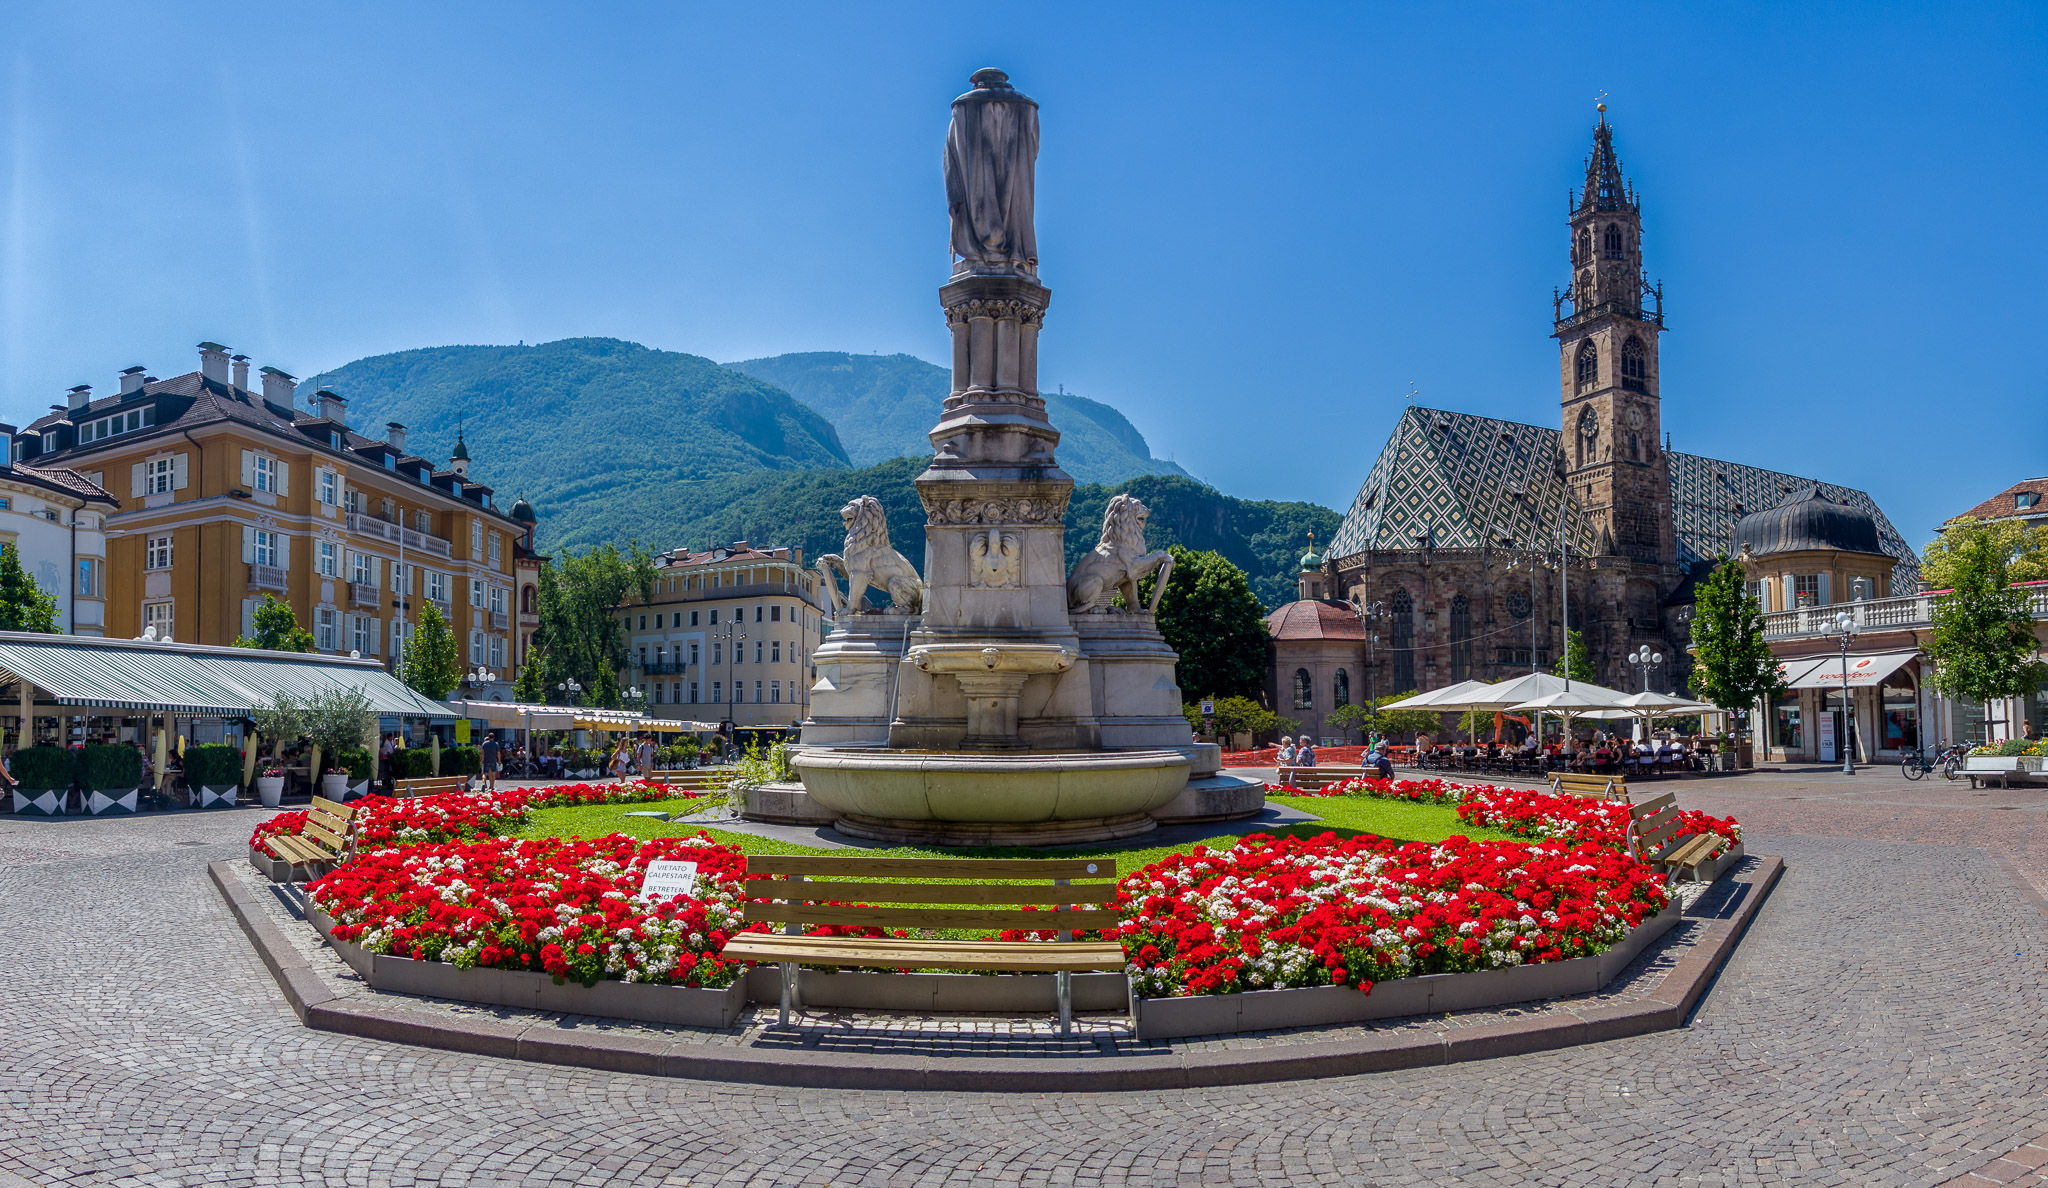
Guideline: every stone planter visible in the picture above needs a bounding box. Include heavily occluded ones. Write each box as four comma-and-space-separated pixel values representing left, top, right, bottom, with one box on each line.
2018, 757, 2044, 773
197, 784, 242, 809
11, 787, 70, 816
320, 773, 348, 799
248, 845, 293, 882
741, 966, 1130, 1012
306, 905, 745, 1027
1130, 898, 1681, 1040
85, 788, 138, 815
1685, 842, 1747, 884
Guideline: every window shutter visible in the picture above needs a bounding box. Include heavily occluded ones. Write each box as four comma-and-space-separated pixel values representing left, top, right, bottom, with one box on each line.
1818, 573, 1831, 606
277, 534, 292, 570
240, 449, 254, 487
276, 461, 289, 497
242, 599, 257, 641
172, 454, 189, 490
241, 526, 255, 564
1782, 575, 1795, 610
130, 463, 144, 498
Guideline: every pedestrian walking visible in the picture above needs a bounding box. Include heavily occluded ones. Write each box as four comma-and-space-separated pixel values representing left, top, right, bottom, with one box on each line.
479, 733, 501, 793
1297, 738, 1318, 768
635, 734, 655, 780
608, 740, 631, 783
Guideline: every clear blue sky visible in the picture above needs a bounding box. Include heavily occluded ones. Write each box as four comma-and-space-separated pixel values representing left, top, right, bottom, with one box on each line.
2, 2, 2042, 548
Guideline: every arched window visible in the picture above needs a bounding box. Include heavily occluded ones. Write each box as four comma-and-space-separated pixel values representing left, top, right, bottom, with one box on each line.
1575, 227, 1591, 265
1390, 588, 1415, 693
520, 585, 536, 613
1621, 335, 1645, 382
1575, 340, 1598, 389
1333, 668, 1350, 708
1292, 668, 1313, 710
1604, 223, 1623, 255
1449, 593, 1471, 682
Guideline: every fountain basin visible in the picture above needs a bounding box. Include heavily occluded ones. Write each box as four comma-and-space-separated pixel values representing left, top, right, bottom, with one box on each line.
792, 747, 1191, 846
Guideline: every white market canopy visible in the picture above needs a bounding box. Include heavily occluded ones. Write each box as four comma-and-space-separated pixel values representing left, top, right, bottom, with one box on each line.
442, 699, 720, 734
1610, 690, 1717, 715
1459, 671, 1581, 710
1504, 686, 1636, 717
1382, 679, 1500, 711
0, 632, 445, 718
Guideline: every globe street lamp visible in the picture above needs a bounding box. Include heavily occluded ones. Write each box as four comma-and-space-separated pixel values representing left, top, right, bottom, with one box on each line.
466, 666, 498, 690
1352, 598, 1384, 713
1832, 610, 1858, 775
1627, 645, 1664, 693
556, 678, 583, 706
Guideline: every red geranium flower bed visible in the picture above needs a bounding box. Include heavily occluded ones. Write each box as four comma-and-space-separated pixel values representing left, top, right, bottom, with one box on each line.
1115, 831, 1668, 998
306, 832, 756, 988
251, 781, 703, 858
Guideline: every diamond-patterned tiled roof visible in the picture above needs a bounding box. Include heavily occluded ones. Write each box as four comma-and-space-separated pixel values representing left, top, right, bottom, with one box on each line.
1329, 406, 1920, 590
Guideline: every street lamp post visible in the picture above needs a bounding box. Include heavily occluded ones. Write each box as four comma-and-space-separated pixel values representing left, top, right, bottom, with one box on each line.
711, 622, 746, 739
1832, 610, 1858, 775
1626, 645, 1664, 693
1352, 598, 1384, 729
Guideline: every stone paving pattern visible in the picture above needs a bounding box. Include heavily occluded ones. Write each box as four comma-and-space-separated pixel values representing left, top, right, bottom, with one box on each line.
4, 767, 2048, 1185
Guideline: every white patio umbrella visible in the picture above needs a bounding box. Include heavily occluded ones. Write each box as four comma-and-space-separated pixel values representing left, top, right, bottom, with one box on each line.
1610, 690, 1718, 741
1506, 685, 1635, 749
1380, 679, 1499, 710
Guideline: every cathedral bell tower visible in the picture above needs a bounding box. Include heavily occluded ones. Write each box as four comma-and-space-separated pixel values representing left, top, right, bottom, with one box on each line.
1553, 106, 1675, 566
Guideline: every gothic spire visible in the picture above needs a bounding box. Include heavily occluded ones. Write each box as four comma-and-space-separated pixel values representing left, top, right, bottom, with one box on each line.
1580, 105, 1634, 214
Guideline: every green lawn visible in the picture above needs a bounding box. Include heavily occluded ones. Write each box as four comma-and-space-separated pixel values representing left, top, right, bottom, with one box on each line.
518, 793, 1517, 878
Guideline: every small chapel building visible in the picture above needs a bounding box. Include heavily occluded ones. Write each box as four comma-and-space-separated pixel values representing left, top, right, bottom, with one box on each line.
1271, 111, 1919, 739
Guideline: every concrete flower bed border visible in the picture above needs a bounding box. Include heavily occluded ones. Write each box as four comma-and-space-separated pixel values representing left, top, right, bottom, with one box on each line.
213, 854, 1783, 1089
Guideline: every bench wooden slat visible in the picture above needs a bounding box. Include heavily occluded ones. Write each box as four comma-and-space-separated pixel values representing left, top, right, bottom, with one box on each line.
720, 934, 1126, 972
1629, 792, 1677, 816
745, 880, 1119, 906
301, 820, 349, 851
1660, 833, 1721, 870
743, 903, 1123, 931
1637, 818, 1683, 851
266, 836, 327, 864
746, 856, 1116, 879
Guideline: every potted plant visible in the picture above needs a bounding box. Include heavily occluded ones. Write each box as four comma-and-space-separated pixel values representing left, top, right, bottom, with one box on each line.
250, 693, 305, 807
78, 744, 143, 815
183, 744, 244, 809
300, 687, 375, 800
10, 745, 75, 816
335, 747, 374, 800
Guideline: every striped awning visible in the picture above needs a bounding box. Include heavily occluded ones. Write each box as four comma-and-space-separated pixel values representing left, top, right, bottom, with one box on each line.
0, 633, 448, 717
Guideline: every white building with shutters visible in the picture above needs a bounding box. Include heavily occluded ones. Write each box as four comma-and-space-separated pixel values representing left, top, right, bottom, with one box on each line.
0, 438, 118, 635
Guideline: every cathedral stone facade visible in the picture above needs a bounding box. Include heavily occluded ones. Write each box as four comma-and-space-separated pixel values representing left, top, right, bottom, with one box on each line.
1269, 113, 1918, 734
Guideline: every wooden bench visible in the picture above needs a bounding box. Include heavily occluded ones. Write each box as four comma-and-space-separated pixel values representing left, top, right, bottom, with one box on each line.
1620, 790, 1722, 881
645, 769, 727, 790
1551, 772, 1628, 800
262, 796, 360, 880
392, 775, 469, 799
1274, 764, 1366, 790
721, 856, 1126, 1034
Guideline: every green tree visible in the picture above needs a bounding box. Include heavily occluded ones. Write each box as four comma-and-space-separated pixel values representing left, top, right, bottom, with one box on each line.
1922, 518, 2048, 589
527, 544, 656, 708
513, 650, 550, 703
0, 543, 59, 633
1139, 546, 1269, 701
1688, 555, 1786, 723
1185, 694, 1296, 744
1550, 628, 1595, 683
234, 594, 315, 652
1924, 522, 2046, 742
402, 602, 462, 702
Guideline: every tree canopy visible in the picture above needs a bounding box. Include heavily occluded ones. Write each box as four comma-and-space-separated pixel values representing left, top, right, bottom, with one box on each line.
1688, 555, 1786, 718
0, 544, 58, 633
1550, 628, 1595, 683
1922, 518, 2048, 589
527, 544, 656, 708
235, 594, 314, 652
1924, 522, 2045, 723
1140, 545, 1270, 702
402, 602, 462, 702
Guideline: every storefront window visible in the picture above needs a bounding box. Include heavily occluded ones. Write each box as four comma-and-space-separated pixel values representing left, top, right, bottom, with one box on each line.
1952, 699, 1987, 748
1773, 696, 1803, 751
1882, 674, 1918, 752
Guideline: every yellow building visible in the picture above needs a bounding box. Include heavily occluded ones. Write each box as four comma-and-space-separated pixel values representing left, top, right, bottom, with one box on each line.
19, 343, 533, 694
618, 542, 829, 730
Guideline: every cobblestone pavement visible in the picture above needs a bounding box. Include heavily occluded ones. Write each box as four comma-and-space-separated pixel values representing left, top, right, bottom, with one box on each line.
5, 770, 2048, 1186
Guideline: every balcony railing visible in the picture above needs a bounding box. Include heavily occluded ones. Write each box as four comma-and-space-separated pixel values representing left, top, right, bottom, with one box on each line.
1762, 587, 2048, 640
249, 563, 288, 592
349, 582, 380, 608
346, 512, 454, 559
490, 609, 509, 631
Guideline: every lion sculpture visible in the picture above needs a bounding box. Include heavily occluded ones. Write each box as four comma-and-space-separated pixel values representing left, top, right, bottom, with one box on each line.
817, 495, 925, 616
1066, 493, 1173, 614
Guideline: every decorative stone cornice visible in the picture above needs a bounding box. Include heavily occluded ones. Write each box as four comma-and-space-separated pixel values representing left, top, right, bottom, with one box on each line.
921, 494, 1068, 527
942, 297, 1046, 328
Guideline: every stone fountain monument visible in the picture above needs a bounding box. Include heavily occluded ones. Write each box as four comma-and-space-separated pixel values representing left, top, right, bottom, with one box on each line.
781, 68, 1262, 846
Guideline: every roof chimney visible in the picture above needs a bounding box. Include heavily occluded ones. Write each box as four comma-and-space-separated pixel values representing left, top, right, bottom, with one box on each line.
118, 366, 146, 396
66, 384, 92, 411
316, 388, 347, 425
231, 354, 250, 391
386, 422, 406, 453
197, 342, 231, 385
259, 366, 296, 406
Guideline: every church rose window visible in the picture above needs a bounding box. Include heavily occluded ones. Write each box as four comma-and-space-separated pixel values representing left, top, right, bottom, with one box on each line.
1292, 668, 1313, 710
1390, 589, 1415, 693
1575, 341, 1597, 389
1507, 589, 1531, 620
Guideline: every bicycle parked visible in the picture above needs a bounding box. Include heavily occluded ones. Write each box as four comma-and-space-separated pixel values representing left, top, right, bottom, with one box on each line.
1901, 742, 1968, 781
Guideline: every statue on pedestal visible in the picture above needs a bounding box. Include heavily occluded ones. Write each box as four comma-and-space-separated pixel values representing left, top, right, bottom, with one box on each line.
817, 496, 924, 616
1067, 494, 1175, 614
944, 67, 1038, 272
